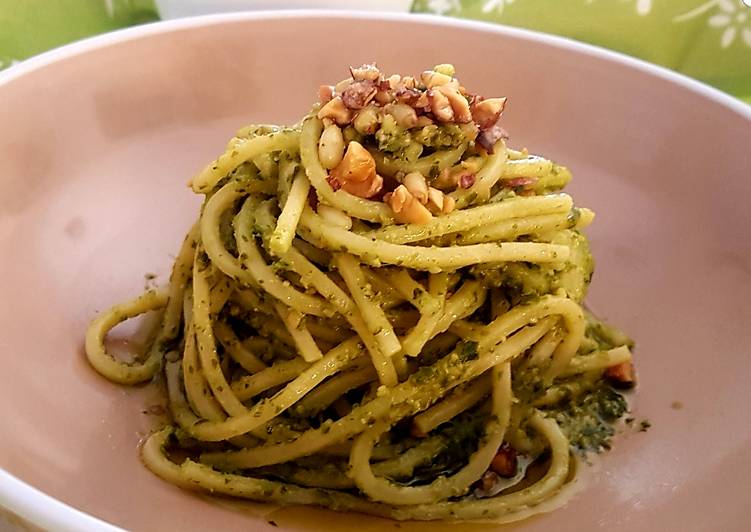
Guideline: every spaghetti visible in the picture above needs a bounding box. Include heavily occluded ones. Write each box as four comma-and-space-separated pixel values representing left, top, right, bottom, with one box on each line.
85, 63, 636, 523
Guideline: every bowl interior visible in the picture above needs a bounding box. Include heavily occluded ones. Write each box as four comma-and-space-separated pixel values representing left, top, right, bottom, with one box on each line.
1, 13, 750, 532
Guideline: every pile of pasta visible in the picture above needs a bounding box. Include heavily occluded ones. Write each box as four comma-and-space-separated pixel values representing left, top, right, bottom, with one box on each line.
86, 64, 634, 522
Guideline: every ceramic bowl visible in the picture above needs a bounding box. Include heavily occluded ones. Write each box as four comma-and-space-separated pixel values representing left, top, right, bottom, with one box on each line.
0, 11, 749, 532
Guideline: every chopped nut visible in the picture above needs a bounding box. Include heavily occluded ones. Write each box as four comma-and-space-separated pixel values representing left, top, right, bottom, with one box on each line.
341, 80, 377, 110
394, 87, 421, 105
413, 91, 430, 111
318, 123, 345, 169
329, 141, 383, 198
353, 105, 380, 134
385, 103, 418, 129
433, 63, 456, 77
490, 444, 518, 478
374, 90, 394, 105
439, 85, 472, 123
477, 118, 508, 153
347, 173, 383, 199
350, 63, 381, 82
427, 89, 453, 122
475, 100, 509, 153
403, 172, 429, 203
420, 70, 453, 88
459, 172, 476, 189
331, 141, 374, 183
334, 78, 352, 95
432, 160, 481, 191
442, 194, 456, 214
471, 97, 507, 129
318, 85, 334, 105
317, 204, 353, 230
383, 187, 404, 210
385, 185, 433, 224
401, 76, 417, 90
387, 74, 402, 90
604, 361, 636, 389
318, 96, 353, 126
426, 187, 445, 214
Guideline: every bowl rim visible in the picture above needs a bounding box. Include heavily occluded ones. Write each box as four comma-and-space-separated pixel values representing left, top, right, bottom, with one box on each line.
1, 9, 749, 119
0, 470, 121, 532
1, 9, 749, 532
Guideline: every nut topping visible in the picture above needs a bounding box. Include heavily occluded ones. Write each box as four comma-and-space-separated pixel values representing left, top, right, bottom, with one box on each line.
317, 96, 352, 126
384, 103, 418, 129
477, 119, 509, 153
420, 70, 453, 89
384, 185, 433, 225
341, 80, 377, 110
353, 105, 380, 134
427, 88, 454, 122
459, 172, 476, 189
426, 187, 444, 213
441, 85, 472, 123
315, 64, 510, 170
403, 172, 429, 204
471, 97, 507, 129
350, 63, 381, 82
318, 85, 334, 105
329, 141, 383, 199
318, 123, 345, 170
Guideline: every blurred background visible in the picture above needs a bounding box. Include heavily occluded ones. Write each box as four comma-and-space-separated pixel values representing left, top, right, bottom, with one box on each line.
1, 0, 749, 103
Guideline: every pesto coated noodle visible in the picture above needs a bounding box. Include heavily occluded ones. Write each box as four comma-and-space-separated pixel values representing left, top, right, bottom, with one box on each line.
85, 63, 637, 523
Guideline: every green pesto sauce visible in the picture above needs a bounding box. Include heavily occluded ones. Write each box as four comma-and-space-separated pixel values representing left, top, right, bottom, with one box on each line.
547, 384, 628, 453
471, 229, 594, 305
532, 163, 572, 194
512, 365, 628, 454
219, 208, 239, 256
459, 340, 479, 362
406, 411, 485, 485
374, 119, 473, 161
584, 311, 635, 352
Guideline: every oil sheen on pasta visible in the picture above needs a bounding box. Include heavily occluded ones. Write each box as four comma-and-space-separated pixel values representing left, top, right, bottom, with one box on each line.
85, 64, 636, 523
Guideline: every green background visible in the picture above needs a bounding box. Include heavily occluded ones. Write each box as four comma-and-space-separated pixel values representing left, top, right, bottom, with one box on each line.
1, 0, 749, 103
0, 0, 159, 69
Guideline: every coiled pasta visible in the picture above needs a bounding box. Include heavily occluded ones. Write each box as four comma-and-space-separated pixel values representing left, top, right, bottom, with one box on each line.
85, 63, 635, 523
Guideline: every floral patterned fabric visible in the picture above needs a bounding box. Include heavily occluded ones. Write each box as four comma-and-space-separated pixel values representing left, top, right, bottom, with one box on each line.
0, 0, 749, 103
411, 0, 751, 103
